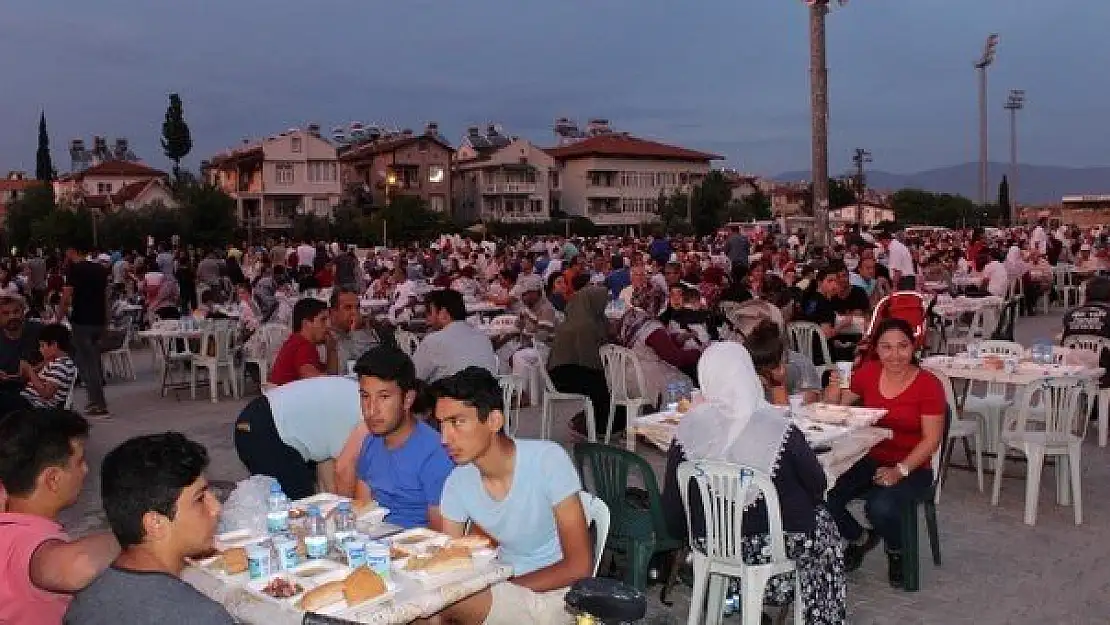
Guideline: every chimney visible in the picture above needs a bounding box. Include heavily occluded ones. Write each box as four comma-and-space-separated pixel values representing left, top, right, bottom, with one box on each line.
425, 121, 439, 136
307, 123, 321, 137
486, 123, 498, 136
467, 126, 480, 137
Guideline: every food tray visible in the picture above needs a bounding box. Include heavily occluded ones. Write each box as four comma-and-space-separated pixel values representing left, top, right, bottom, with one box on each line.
385, 528, 448, 554
313, 580, 398, 617
392, 547, 497, 586
245, 566, 350, 608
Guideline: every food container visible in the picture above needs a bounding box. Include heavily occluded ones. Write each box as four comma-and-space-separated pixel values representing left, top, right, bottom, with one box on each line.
274, 535, 299, 571
247, 545, 271, 580
344, 538, 367, 569
304, 535, 329, 560
365, 540, 391, 579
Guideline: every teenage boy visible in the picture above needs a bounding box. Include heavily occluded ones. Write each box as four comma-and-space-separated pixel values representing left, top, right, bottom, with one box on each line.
354, 345, 454, 529
0, 409, 118, 624
430, 367, 592, 624
65, 433, 234, 624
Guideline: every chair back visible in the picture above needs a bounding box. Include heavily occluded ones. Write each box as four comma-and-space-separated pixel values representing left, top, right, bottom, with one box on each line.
978, 340, 1022, 357
675, 460, 787, 564
574, 443, 669, 543
497, 374, 525, 436
786, 321, 831, 366
490, 314, 518, 329
394, 329, 420, 357
1061, 335, 1110, 369
578, 491, 610, 576
599, 344, 649, 405
1010, 376, 1091, 440
260, 323, 291, 358
991, 299, 1019, 341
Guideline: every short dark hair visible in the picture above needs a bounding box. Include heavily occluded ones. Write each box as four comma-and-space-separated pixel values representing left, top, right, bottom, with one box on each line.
570, 271, 592, 292
329, 285, 359, 309
425, 288, 467, 321
744, 320, 786, 372
101, 432, 210, 548
1085, 276, 1110, 304
0, 409, 89, 497
38, 323, 72, 353
431, 366, 504, 422
292, 297, 328, 331
355, 345, 418, 392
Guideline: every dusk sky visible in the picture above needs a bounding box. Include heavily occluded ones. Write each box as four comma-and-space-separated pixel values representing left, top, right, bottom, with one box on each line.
2, 0, 1105, 177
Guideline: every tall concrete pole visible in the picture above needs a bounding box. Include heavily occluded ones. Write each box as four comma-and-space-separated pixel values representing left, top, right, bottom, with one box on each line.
809, 1, 830, 245
974, 34, 999, 208
1004, 90, 1025, 224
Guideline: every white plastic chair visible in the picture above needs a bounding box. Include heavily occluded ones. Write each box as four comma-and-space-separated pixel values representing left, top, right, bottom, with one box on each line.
677, 460, 802, 625
489, 314, 518, 330
1061, 334, 1110, 447
1052, 267, 1081, 310
926, 367, 984, 501
944, 306, 1000, 355
578, 491, 610, 576
962, 339, 1022, 442
395, 329, 420, 358
101, 322, 137, 381
786, 321, 832, 367
599, 344, 650, 446
497, 374, 525, 437
538, 362, 596, 442
991, 376, 1090, 525
190, 324, 240, 402
243, 323, 290, 390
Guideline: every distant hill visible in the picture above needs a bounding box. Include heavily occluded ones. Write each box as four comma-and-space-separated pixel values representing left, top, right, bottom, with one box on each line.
774, 162, 1110, 204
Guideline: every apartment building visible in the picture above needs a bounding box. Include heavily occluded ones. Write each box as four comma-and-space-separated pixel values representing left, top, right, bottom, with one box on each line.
544, 132, 720, 226
454, 130, 555, 223
829, 201, 895, 227
53, 160, 176, 211
769, 182, 810, 218
204, 126, 342, 230
0, 171, 39, 222
338, 124, 453, 213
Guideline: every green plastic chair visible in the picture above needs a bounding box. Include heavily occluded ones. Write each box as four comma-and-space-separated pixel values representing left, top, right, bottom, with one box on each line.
573, 442, 684, 591
896, 405, 950, 592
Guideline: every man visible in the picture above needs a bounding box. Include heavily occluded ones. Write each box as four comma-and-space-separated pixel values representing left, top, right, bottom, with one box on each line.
353, 346, 454, 529
832, 262, 871, 317
1062, 276, 1110, 389
850, 255, 879, 297
269, 297, 337, 385
60, 247, 110, 416
0, 409, 118, 624
195, 250, 223, 299
234, 376, 362, 499
499, 275, 557, 390
412, 288, 497, 382
21, 323, 77, 410
0, 294, 40, 414
296, 239, 316, 271
329, 286, 381, 373
64, 433, 234, 624
877, 231, 916, 290
333, 246, 360, 291
723, 223, 750, 275
431, 368, 592, 625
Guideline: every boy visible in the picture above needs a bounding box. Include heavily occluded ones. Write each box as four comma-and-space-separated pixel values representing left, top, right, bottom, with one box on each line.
21, 323, 78, 409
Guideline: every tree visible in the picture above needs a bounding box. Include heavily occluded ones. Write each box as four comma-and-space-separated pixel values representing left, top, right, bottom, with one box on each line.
161, 93, 193, 179
35, 111, 54, 182
175, 182, 237, 247
4, 185, 55, 252
728, 188, 772, 222
828, 177, 856, 210
690, 170, 732, 235
997, 175, 1011, 223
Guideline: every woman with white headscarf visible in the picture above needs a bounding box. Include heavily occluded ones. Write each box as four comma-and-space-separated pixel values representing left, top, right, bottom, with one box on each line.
661, 342, 847, 624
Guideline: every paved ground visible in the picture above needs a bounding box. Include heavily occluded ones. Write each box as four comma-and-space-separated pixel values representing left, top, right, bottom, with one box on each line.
58, 312, 1110, 624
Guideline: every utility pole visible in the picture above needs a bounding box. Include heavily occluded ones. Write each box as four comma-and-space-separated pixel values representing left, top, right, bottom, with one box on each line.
1004, 89, 1025, 224
974, 34, 999, 207
851, 147, 872, 226
808, 0, 832, 246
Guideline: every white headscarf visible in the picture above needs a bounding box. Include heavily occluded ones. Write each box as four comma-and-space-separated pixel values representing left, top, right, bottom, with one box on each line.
1004, 245, 1025, 278
675, 342, 791, 507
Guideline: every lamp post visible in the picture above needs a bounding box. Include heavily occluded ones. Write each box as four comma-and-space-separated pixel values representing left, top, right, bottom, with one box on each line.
802, 0, 847, 246
384, 171, 397, 246
974, 34, 999, 207
1004, 89, 1025, 224
851, 147, 872, 226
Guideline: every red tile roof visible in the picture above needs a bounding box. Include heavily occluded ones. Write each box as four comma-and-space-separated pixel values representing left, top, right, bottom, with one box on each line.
0, 179, 39, 193
338, 132, 454, 161
543, 134, 721, 162
66, 160, 167, 179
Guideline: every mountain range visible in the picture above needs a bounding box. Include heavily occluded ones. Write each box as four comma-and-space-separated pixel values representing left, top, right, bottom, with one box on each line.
774, 162, 1110, 205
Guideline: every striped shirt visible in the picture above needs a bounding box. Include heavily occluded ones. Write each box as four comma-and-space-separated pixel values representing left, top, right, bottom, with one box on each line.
21, 356, 76, 409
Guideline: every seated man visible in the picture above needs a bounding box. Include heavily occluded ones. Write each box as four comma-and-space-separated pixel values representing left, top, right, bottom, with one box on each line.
328, 286, 382, 374
0, 294, 40, 415
412, 288, 497, 383
235, 376, 362, 500
352, 345, 453, 529
65, 433, 234, 624
430, 368, 592, 625
269, 297, 337, 385
21, 323, 78, 410
0, 409, 118, 624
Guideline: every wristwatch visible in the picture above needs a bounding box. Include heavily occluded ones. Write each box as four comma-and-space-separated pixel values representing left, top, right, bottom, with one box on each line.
895, 462, 910, 477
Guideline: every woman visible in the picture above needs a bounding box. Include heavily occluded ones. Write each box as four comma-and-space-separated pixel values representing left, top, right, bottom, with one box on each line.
824, 318, 945, 588
616, 307, 699, 402
546, 271, 568, 313
618, 265, 666, 316
449, 265, 482, 299
146, 265, 181, 320
662, 342, 847, 624
547, 285, 612, 438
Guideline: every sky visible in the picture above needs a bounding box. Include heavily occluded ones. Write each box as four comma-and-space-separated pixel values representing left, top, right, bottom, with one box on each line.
2, 0, 1107, 178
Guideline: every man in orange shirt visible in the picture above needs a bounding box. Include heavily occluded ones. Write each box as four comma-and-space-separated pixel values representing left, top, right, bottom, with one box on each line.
268, 298, 337, 385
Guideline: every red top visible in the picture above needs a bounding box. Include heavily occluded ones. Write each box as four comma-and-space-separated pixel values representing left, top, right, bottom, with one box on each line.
850, 360, 945, 466
269, 333, 323, 386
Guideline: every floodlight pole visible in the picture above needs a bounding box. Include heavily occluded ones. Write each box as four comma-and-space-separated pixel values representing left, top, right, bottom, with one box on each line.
975, 34, 999, 208
1004, 89, 1025, 224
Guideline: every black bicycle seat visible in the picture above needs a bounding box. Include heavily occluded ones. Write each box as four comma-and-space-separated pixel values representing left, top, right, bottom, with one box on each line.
565, 577, 647, 623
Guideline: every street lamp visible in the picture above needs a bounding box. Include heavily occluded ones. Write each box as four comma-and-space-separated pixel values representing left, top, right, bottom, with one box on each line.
1004, 89, 1025, 224
851, 147, 872, 226
974, 33, 999, 207
802, 0, 848, 246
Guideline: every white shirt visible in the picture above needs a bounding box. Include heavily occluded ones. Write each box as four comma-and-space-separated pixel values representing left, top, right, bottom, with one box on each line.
266, 376, 361, 462
886, 239, 916, 277
296, 244, 315, 268
1031, 227, 1047, 255
412, 321, 498, 382
982, 261, 1010, 297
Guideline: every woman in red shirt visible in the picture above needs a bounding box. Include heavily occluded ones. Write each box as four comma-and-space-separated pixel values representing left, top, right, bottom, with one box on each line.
823, 318, 945, 589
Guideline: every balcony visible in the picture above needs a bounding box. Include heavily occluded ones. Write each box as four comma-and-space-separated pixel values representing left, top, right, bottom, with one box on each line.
482, 182, 537, 195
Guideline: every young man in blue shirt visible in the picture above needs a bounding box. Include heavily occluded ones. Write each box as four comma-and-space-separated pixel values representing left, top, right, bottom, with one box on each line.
430, 367, 592, 625
354, 345, 453, 530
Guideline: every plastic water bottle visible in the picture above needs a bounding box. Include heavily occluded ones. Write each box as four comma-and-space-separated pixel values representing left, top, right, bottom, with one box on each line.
304, 505, 328, 559
333, 501, 357, 546
664, 383, 678, 410
265, 483, 289, 534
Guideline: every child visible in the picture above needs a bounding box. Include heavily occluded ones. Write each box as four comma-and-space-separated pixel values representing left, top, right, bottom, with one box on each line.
20, 323, 77, 410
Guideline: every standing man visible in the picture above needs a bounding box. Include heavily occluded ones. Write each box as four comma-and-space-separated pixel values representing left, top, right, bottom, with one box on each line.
877, 232, 917, 291
60, 246, 110, 417
724, 224, 750, 277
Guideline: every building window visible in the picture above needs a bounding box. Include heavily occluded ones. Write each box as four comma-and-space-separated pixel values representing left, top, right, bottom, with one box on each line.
430, 195, 446, 212
313, 198, 330, 214
97, 182, 112, 194
276, 163, 294, 185
291, 137, 302, 153
307, 161, 336, 183
428, 165, 445, 184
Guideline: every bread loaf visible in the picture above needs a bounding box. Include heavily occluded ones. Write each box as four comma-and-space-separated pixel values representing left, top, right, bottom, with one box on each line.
221, 547, 248, 574
296, 580, 346, 611
343, 566, 387, 606
447, 535, 491, 551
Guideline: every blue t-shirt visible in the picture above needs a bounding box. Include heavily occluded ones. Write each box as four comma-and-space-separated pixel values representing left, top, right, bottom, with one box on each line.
355, 420, 454, 529
439, 439, 581, 576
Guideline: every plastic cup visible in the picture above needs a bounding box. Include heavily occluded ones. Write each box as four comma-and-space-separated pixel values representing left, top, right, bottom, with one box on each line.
835, 362, 853, 389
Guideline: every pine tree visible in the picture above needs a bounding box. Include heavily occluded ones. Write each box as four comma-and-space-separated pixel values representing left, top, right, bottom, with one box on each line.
997, 174, 1011, 222
161, 93, 193, 179
35, 111, 54, 181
